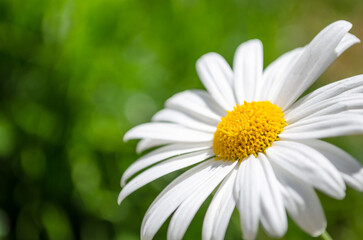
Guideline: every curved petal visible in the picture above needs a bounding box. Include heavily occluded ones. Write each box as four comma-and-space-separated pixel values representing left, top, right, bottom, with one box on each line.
124, 122, 214, 142
121, 142, 212, 186
285, 94, 363, 123
166, 90, 225, 124
271, 20, 356, 110
261, 47, 303, 102
273, 163, 326, 236
286, 75, 363, 114
167, 161, 237, 240
202, 168, 238, 240
299, 139, 363, 191
136, 139, 170, 154
233, 39, 263, 103
335, 32, 361, 56
266, 141, 345, 199
235, 155, 263, 240
140, 159, 218, 240
118, 149, 214, 204
152, 108, 216, 132
281, 114, 363, 139
258, 154, 287, 238
196, 53, 236, 110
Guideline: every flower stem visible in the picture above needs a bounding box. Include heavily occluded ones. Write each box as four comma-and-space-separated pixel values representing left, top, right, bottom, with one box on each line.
320, 230, 333, 240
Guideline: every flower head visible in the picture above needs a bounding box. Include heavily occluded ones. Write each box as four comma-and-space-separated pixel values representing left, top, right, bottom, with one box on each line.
119, 20, 363, 239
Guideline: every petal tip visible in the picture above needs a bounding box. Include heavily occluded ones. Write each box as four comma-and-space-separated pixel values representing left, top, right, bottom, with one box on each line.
311, 225, 327, 238
123, 131, 131, 142
117, 192, 124, 205
334, 20, 352, 29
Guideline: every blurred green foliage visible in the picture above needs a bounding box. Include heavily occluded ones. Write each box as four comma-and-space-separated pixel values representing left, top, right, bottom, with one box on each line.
0, 0, 363, 239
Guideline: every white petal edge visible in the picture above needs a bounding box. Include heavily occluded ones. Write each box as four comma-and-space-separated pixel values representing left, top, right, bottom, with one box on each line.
118, 149, 214, 204
202, 168, 238, 240
266, 140, 346, 199
285, 94, 363, 123
285, 75, 363, 116
233, 39, 263, 104
299, 139, 363, 191
271, 20, 356, 110
121, 142, 212, 186
281, 113, 363, 139
136, 138, 171, 154
166, 90, 225, 125
272, 162, 327, 236
167, 160, 237, 240
141, 159, 219, 240
260, 47, 303, 102
152, 108, 216, 132
258, 153, 287, 238
196, 53, 236, 110
235, 155, 263, 240
124, 122, 214, 142
335, 32, 361, 56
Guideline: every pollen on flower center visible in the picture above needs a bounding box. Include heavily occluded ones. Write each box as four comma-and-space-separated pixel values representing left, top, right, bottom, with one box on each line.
213, 101, 287, 162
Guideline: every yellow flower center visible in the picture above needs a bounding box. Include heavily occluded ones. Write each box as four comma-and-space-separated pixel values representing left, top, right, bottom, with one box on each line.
213, 101, 287, 162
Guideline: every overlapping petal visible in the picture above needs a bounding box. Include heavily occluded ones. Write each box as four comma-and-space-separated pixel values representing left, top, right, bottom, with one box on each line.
165, 89, 225, 124
152, 108, 216, 132
286, 75, 363, 116
267, 21, 358, 109
118, 149, 214, 204
258, 154, 287, 238
281, 113, 363, 139
266, 140, 346, 199
141, 160, 219, 240
235, 155, 263, 240
202, 168, 238, 240
121, 142, 212, 186
273, 164, 327, 236
124, 122, 214, 142
196, 53, 236, 110
299, 139, 363, 191
167, 161, 237, 240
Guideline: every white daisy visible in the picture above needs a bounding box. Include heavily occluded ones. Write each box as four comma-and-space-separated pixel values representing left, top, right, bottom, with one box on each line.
118, 20, 363, 240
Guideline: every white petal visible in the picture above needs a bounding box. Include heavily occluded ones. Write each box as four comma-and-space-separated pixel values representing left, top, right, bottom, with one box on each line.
281, 114, 363, 139
335, 32, 361, 56
235, 155, 263, 240
286, 75, 363, 114
167, 160, 237, 240
196, 53, 236, 110
285, 94, 363, 123
261, 47, 303, 102
152, 108, 216, 132
202, 168, 238, 240
272, 20, 355, 110
136, 138, 170, 154
299, 139, 363, 191
266, 141, 345, 199
121, 142, 212, 186
141, 159, 216, 240
233, 39, 263, 103
118, 149, 214, 204
166, 90, 225, 124
273, 164, 326, 236
258, 154, 287, 238
123, 122, 214, 142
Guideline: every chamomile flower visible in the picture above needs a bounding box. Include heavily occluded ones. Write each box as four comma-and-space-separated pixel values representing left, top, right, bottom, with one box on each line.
118, 20, 363, 240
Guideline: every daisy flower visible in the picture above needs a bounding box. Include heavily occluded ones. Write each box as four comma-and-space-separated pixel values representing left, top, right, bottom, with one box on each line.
118, 20, 363, 240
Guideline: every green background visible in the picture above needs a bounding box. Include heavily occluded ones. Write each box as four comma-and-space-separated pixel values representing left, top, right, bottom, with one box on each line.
0, 0, 363, 239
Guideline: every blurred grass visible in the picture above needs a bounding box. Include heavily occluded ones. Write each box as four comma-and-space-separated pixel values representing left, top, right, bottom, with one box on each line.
0, 0, 363, 239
